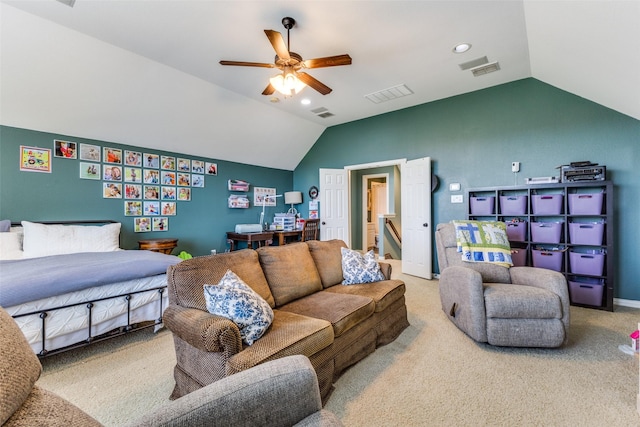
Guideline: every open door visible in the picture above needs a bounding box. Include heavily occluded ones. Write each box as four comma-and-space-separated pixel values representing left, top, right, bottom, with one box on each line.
401, 157, 432, 279
319, 168, 349, 245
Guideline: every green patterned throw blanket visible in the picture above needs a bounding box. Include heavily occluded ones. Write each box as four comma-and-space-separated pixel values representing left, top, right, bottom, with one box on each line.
452, 220, 513, 267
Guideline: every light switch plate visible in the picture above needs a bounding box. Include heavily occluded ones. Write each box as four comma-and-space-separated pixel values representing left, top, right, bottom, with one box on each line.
449, 182, 461, 191
451, 194, 463, 203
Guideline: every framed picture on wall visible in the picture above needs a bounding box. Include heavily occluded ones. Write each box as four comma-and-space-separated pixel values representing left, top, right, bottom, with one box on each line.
124, 201, 142, 216
192, 174, 204, 188
144, 185, 160, 200
254, 187, 276, 206
80, 143, 101, 162
53, 140, 77, 159
124, 184, 141, 199
124, 167, 141, 183
206, 162, 218, 175
161, 187, 176, 200
191, 160, 205, 173
19, 146, 51, 173
177, 173, 190, 186
161, 155, 176, 170
178, 187, 191, 201
143, 153, 159, 168
125, 150, 142, 166
134, 217, 151, 232
177, 158, 191, 172
161, 202, 176, 216
143, 201, 160, 215
152, 217, 169, 231
103, 147, 122, 164
79, 162, 100, 180
103, 165, 122, 181
103, 183, 122, 198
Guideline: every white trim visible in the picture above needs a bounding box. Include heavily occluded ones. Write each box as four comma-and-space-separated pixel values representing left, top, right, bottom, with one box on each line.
344, 158, 406, 170
614, 298, 640, 309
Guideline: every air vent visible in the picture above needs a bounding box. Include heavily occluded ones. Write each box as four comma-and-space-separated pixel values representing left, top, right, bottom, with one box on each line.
365, 84, 414, 104
310, 107, 335, 119
317, 112, 335, 118
471, 61, 500, 77
458, 56, 488, 71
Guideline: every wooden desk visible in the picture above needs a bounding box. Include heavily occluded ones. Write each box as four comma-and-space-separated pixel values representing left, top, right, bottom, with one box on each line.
274, 230, 303, 246
138, 238, 178, 254
227, 231, 274, 251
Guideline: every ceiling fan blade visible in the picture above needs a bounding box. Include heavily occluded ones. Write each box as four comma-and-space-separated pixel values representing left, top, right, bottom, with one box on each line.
264, 30, 290, 61
219, 60, 274, 68
262, 83, 276, 96
303, 54, 352, 69
297, 72, 332, 95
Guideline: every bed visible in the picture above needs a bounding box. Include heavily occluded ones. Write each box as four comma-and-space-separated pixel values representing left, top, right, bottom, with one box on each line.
0, 220, 180, 356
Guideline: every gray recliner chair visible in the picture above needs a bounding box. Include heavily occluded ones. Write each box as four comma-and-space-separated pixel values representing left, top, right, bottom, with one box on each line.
435, 223, 570, 348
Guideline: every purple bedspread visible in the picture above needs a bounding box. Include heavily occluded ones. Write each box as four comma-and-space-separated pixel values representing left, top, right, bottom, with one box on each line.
0, 251, 181, 307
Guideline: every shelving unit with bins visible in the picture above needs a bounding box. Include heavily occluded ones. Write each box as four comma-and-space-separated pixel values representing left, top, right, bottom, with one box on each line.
466, 181, 614, 311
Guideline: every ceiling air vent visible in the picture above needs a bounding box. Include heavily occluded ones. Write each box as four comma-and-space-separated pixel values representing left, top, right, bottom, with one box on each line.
310, 107, 335, 119
317, 112, 335, 118
458, 56, 489, 71
470, 61, 500, 77
365, 84, 414, 104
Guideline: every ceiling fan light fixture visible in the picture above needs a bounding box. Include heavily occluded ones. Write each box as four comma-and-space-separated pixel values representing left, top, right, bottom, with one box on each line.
269, 67, 306, 96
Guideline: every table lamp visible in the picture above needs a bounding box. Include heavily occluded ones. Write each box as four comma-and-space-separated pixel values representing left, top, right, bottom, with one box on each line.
284, 191, 303, 215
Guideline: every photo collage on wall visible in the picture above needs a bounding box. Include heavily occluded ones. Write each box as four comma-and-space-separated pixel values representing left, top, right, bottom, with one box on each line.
19, 139, 218, 232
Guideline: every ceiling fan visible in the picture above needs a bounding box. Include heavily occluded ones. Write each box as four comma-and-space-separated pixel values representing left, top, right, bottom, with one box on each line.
219, 17, 352, 96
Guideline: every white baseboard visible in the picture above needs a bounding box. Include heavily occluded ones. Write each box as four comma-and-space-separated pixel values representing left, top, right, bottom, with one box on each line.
614, 298, 640, 309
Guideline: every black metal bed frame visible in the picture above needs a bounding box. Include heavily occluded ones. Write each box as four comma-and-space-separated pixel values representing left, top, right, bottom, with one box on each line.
12, 286, 166, 357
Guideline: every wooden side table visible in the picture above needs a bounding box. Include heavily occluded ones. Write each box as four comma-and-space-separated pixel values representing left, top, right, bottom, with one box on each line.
226, 231, 273, 251
138, 238, 178, 254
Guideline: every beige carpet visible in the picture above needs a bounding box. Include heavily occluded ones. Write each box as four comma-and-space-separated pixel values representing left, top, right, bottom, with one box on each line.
39, 261, 640, 426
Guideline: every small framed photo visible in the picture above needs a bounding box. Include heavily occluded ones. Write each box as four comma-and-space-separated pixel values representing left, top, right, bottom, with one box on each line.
206, 162, 218, 175
80, 143, 101, 162
161, 171, 176, 185
103, 147, 122, 164
191, 159, 205, 173
161, 202, 177, 216
255, 187, 276, 206
134, 217, 151, 232
103, 165, 122, 181
177, 173, 190, 186
124, 201, 142, 216
124, 167, 141, 183
178, 187, 191, 201
124, 184, 142, 199
144, 185, 160, 200
124, 150, 142, 166
20, 146, 51, 173
152, 217, 169, 231
80, 162, 100, 180
143, 169, 159, 184
161, 155, 176, 170
54, 140, 77, 159
192, 174, 205, 188
144, 153, 159, 168
144, 201, 160, 216
103, 182, 122, 198
161, 187, 176, 200
177, 158, 191, 172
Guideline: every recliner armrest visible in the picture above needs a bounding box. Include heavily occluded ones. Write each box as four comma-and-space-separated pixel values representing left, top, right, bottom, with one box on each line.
378, 262, 392, 280
163, 304, 242, 354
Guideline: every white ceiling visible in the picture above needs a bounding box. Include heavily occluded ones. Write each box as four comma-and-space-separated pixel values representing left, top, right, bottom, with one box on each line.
1, 1, 638, 170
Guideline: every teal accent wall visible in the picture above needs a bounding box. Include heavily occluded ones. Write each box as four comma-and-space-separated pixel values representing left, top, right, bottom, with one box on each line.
0, 126, 293, 256
293, 78, 640, 301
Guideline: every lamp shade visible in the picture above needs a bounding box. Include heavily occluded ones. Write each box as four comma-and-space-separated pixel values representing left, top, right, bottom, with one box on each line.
284, 191, 303, 205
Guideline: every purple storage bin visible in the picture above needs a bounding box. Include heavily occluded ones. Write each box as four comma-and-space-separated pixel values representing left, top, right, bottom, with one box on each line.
506, 221, 527, 241
568, 193, 604, 215
500, 195, 528, 215
532, 249, 563, 271
569, 250, 605, 276
530, 222, 563, 243
510, 248, 527, 266
531, 194, 563, 215
470, 196, 495, 215
569, 222, 604, 245
569, 277, 605, 306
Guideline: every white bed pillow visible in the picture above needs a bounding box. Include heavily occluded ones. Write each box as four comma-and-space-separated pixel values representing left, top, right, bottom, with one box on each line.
21, 221, 121, 258
0, 229, 24, 260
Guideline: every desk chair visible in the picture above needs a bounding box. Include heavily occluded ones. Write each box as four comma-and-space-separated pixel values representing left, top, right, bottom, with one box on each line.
301, 219, 320, 242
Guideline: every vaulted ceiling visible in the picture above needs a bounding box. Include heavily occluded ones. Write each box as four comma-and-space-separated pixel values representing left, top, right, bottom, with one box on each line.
1, 1, 638, 170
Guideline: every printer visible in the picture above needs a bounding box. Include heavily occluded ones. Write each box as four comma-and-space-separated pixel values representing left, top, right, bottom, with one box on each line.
560, 161, 606, 183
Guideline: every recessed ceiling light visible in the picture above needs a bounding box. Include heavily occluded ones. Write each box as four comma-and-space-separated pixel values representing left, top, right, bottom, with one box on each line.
452, 43, 472, 54
300, 98, 311, 105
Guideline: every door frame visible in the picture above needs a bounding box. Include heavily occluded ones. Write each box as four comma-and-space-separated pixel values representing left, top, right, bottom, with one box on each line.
361, 173, 389, 251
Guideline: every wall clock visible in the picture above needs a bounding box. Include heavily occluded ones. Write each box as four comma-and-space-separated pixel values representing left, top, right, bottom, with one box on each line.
309, 186, 319, 199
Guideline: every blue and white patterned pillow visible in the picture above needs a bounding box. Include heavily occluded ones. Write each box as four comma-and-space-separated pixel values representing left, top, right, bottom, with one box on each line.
341, 247, 385, 285
203, 270, 274, 345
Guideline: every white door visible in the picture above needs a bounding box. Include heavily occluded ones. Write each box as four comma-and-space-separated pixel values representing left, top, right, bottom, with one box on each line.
401, 157, 432, 279
319, 168, 349, 245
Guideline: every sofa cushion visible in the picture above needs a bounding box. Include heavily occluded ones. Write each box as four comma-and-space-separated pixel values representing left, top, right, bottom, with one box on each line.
306, 239, 348, 288
226, 310, 334, 375
341, 248, 385, 285
279, 291, 375, 337
168, 249, 275, 309
324, 279, 406, 313
257, 243, 323, 307
204, 270, 274, 345
484, 283, 562, 319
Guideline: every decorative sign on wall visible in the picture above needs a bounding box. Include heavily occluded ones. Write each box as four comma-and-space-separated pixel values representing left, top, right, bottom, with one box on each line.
19, 146, 51, 173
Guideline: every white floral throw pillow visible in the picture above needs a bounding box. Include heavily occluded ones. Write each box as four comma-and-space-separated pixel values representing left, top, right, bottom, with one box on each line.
341, 247, 385, 285
203, 270, 274, 345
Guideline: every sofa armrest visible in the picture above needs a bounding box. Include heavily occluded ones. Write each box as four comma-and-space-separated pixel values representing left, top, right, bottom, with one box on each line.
438, 266, 488, 342
378, 262, 392, 280
130, 355, 342, 427
509, 266, 571, 329
163, 304, 242, 354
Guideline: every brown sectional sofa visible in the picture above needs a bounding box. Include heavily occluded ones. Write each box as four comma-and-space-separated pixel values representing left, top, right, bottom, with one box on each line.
163, 239, 409, 402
